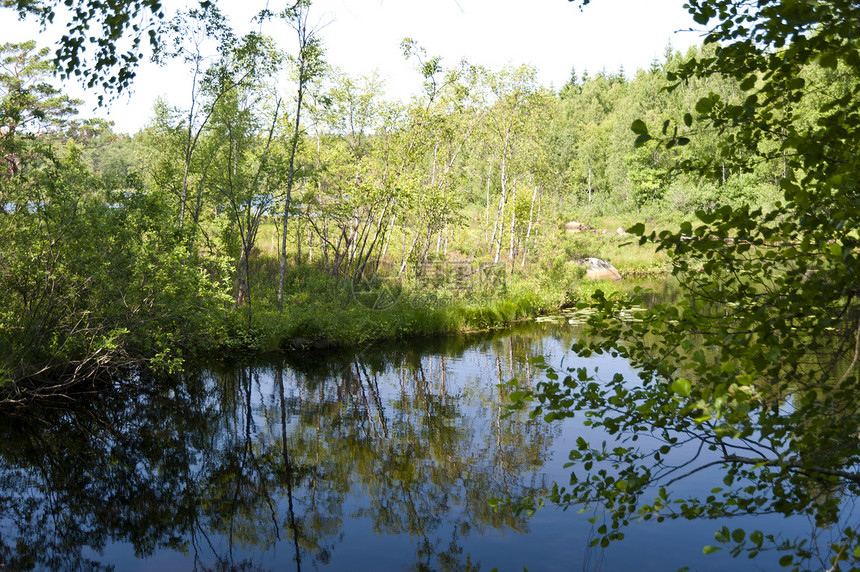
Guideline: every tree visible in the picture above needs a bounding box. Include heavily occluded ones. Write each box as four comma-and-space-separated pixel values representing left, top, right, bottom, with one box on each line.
308, 70, 404, 280
276, 0, 326, 311
509, 1, 860, 569
154, 4, 235, 231
203, 32, 283, 326
0, 41, 226, 396
395, 43, 480, 273
482, 65, 553, 266
140, 22, 286, 327
0, 41, 80, 176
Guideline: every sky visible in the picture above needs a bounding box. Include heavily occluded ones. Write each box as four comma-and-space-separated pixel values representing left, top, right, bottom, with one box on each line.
1, 0, 703, 134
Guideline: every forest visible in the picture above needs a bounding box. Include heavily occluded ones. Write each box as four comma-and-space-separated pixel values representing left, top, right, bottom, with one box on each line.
3, 0, 860, 569
0, 3, 783, 393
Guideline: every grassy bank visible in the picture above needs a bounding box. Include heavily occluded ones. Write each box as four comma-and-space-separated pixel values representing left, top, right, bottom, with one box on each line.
217, 215, 670, 354
218, 265, 578, 353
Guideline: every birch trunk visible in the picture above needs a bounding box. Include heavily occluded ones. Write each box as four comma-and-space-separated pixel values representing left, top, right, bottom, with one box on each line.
521, 184, 539, 267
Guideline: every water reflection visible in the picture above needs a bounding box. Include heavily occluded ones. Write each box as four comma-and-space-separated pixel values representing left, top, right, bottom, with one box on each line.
0, 324, 580, 571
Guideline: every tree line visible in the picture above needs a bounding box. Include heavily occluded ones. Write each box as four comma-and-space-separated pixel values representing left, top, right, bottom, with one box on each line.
0, 1, 805, 392
1, 0, 840, 389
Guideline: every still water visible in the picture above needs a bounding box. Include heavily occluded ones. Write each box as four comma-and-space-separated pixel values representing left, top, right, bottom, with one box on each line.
0, 319, 812, 571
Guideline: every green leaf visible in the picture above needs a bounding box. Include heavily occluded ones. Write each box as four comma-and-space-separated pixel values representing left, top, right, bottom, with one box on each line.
740, 74, 757, 91
631, 119, 648, 134
703, 545, 722, 555
819, 52, 838, 69
750, 530, 763, 547
670, 378, 692, 397
779, 555, 793, 567
695, 97, 714, 114
634, 133, 652, 147
683, 112, 693, 127
628, 223, 645, 235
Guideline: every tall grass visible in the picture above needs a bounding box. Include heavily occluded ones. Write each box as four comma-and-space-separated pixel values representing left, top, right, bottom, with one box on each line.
218, 260, 596, 353
215, 211, 677, 353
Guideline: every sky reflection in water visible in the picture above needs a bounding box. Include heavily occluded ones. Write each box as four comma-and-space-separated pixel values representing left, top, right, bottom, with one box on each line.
0, 319, 811, 571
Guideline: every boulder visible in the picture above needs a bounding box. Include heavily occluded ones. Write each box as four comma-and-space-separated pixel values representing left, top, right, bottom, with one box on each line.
577, 257, 622, 281
617, 226, 629, 236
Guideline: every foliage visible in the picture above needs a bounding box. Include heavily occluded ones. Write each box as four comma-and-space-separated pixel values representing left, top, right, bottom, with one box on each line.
0, 42, 228, 398
0, 144, 227, 391
3, 0, 191, 96
506, 0, 860, 569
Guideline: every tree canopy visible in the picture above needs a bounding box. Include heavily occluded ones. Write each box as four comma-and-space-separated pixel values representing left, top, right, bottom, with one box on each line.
0, 0, 300, 99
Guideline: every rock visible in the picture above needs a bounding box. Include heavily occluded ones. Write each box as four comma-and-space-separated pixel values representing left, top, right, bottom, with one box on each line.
565, 221, 590, 232
577, 257, 622, 281
617, 226, 628, 235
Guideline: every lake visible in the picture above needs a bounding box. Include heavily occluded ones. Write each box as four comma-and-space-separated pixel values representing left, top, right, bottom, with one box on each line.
0, 317, 814, 571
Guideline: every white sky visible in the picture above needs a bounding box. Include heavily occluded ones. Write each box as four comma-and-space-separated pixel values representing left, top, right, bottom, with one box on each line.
2, 0, 702, 134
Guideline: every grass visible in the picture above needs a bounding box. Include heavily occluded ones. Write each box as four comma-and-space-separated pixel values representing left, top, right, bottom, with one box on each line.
220, 266, 567, 352
211, 208, 679, 354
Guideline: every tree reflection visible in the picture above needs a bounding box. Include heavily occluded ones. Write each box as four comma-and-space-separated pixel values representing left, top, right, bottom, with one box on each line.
0, 326, 567, 570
